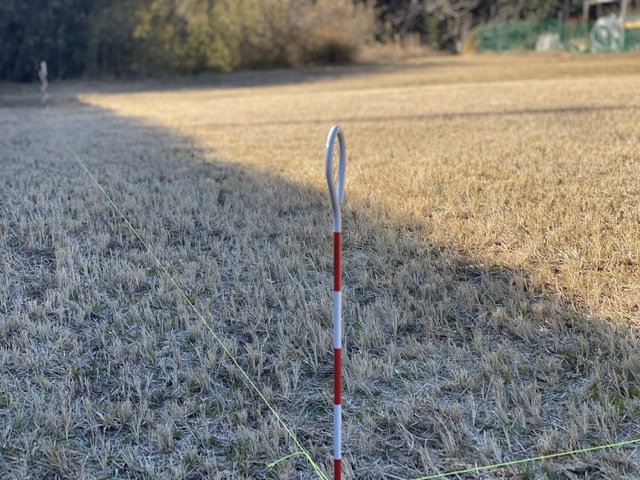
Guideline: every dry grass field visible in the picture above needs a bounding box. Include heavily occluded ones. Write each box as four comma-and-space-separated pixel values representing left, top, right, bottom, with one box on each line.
1, 52, 639, 479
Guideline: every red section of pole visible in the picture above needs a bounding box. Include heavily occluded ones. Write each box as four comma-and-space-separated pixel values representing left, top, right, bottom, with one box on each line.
334, 232, 342, 480
333, 232, 342, 292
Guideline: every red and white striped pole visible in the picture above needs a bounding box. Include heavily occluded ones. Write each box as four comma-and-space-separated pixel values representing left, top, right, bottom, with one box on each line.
325, 125, 346, 480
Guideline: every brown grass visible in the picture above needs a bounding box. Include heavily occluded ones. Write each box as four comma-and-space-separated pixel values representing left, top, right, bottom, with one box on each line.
1, 53, 639, 479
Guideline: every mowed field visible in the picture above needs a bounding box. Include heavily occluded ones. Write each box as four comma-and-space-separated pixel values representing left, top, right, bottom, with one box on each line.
1, 53, 639, 479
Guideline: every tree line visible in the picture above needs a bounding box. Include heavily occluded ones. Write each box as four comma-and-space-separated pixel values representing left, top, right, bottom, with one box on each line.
1, 0, 590, 82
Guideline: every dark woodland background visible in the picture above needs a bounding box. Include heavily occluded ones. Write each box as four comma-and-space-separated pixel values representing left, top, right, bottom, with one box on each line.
0, 0, 611, 81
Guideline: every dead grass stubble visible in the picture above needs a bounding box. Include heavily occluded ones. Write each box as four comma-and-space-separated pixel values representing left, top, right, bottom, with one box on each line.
1, 54, 639, 479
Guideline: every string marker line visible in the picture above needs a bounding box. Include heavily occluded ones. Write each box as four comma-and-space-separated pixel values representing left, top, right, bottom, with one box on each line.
60, 137, 328, 480
414, 437, 640, 480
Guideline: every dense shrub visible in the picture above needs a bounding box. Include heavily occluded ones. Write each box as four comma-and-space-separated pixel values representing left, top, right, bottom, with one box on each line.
209, 0, 294, 71
290, 0, 377, 65
210, 0, 376, 71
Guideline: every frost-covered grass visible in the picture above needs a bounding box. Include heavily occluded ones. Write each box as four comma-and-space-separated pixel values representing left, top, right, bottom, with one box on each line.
1, 53, 639, 479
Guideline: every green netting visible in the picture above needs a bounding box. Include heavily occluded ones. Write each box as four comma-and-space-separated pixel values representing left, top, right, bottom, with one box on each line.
475, 17, 640, 53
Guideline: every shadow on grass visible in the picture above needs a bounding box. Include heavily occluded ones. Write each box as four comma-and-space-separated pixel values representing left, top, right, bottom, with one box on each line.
1, 94, 638, 480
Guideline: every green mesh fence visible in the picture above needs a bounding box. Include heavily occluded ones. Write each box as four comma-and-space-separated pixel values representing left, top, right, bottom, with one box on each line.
475, 17, 640, 53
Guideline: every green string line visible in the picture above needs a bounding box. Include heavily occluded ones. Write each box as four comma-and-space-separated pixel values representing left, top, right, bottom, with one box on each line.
267, 451, 307, 469
62, 141, 329, 480
414, 438, 640, 480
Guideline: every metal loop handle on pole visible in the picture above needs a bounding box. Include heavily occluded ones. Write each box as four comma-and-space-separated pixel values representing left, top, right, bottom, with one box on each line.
325, 125, 346, 480
326, 125, 347, 233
